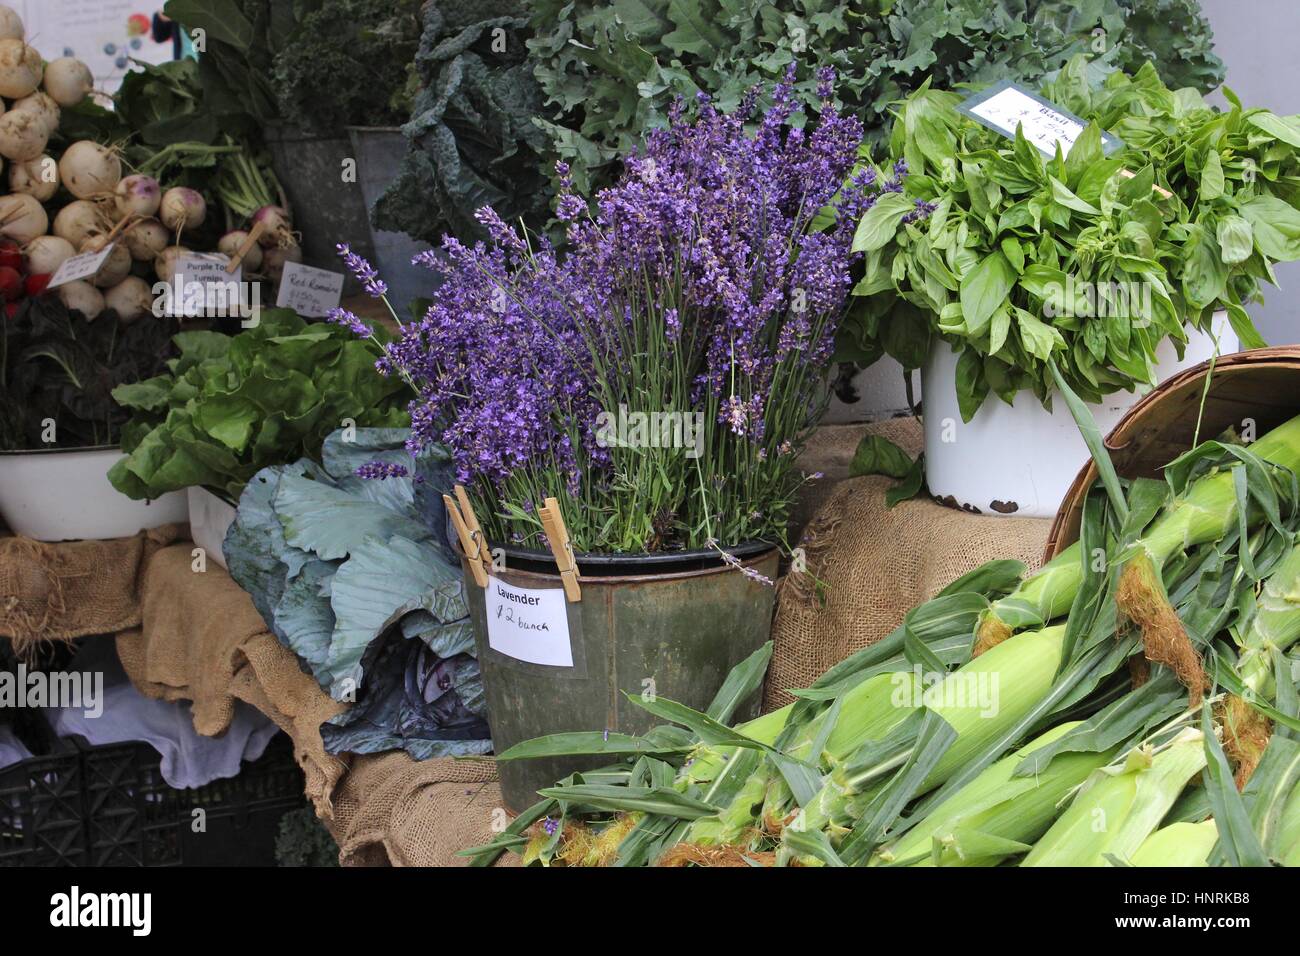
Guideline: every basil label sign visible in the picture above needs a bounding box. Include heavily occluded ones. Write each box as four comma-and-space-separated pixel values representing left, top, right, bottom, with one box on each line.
958, 80, 1124, 158
485, 576, 573, 667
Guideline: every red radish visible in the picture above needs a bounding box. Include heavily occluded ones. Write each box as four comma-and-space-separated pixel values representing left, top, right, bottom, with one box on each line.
252, 204, 294, 248
0, 238, 21, 271
0, 264, 21, 299
24, 273, 49, 296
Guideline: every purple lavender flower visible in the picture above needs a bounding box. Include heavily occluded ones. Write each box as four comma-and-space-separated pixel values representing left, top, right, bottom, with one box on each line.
355, 460, 410, 480
542, 817, 559, 836
901, 199, 938, 225
336, 243, 388, 298
326, 306, 372, 337
332, 68, 903, 557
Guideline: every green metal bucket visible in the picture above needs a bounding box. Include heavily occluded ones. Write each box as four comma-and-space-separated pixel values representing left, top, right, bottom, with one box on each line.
461, 543, 780, 812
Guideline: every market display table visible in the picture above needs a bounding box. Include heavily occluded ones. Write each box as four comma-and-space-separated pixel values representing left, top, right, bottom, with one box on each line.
1, 418, 1055, 866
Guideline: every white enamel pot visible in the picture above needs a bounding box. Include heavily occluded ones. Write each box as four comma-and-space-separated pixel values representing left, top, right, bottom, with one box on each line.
0, 447, 188, 541
922, 311, 1238, 518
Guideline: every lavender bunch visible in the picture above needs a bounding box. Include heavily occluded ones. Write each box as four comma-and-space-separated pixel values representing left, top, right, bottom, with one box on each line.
347, 67, 902, 554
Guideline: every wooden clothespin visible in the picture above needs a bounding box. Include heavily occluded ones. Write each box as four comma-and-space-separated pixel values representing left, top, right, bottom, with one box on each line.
538, 496, 581, 602
443, 484, 490, 588
1118, 168, 1174, 201
226, 221, 267, 273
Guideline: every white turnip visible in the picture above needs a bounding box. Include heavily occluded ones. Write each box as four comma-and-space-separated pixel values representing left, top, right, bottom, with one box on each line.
58, 280, 104, 319
115, 174, 161, 218
11, 91, 58, 136
81, 236, 131, 288
0, 6, 23, 42
59, 141, 121, 199
0, 39, 41, 98
42, 57, 93, 108
122, 217, 168, 261
0, 106, 47, 161
154, 245, 191, 283
262, 243, 302, 283
9, 153, 57, 200
252, 204, 294, 247
159, 187, 206, 232
0, 192, 46, 244
218, 230, 263, 272
23, 235, 75, 275
104, 275, 153, 322
52, 200, 108, 248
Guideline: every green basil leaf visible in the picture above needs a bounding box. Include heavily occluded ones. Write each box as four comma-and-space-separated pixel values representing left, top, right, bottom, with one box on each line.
959, 250, 1015, 336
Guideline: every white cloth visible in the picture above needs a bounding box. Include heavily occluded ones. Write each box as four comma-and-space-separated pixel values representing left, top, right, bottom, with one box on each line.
0, 725, 33, 771
47, 684, 280, 790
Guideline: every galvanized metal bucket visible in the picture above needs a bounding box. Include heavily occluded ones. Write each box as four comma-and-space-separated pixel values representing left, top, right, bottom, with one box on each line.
263, 122, 374, 280
461, 543, 780, 812
346, 127, 434, 318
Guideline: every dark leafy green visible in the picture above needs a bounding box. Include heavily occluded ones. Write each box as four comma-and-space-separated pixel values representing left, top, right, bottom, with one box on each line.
371, 0, 551, 244
1, 297, 179, 451
107, 309, 410, 499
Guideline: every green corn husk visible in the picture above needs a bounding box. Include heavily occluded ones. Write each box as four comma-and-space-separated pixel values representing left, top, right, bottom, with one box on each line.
681, 671, 919, 845
1235, 539, 1300, 699
1021, 727, 1208, 867
1129, 820, 1219, 867
1140, 415, 1300, 567
1279, 781, 1300, 867
976, 544, 1082, 655
1117, 415, 1300, 700
795, 625, 1069, 835
872, 720, 1117, 867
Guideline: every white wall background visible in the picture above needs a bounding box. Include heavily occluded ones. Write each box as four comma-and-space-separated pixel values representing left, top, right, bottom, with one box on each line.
1199, 0, 1300, 347
11, 1, 173, 93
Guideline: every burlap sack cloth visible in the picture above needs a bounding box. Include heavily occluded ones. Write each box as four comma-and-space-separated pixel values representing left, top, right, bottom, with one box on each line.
765, 417, 1052, 709
0, 524, 183, 658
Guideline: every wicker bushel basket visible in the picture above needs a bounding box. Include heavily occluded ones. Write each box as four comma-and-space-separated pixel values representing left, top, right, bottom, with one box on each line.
1044, 345, 1300, 562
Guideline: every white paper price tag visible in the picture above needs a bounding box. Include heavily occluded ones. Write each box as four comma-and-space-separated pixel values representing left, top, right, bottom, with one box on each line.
48, 245, 114, 289
275, 261, 344, 318
485, 575, 573, 667
164, 253, 246, 318
960, 82, 1122, 159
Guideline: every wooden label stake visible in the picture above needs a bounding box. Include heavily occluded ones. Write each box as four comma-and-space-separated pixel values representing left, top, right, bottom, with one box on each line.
538, 496, 581, 602
226, 221, 267, 273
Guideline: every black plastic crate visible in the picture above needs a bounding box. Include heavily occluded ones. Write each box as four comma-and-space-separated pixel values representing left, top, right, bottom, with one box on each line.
0, 733, 306, 867
0, 739, 87, 867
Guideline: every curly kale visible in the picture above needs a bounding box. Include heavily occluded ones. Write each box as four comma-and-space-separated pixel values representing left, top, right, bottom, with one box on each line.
371, 0, 550, 245
270, 0, 424, 133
